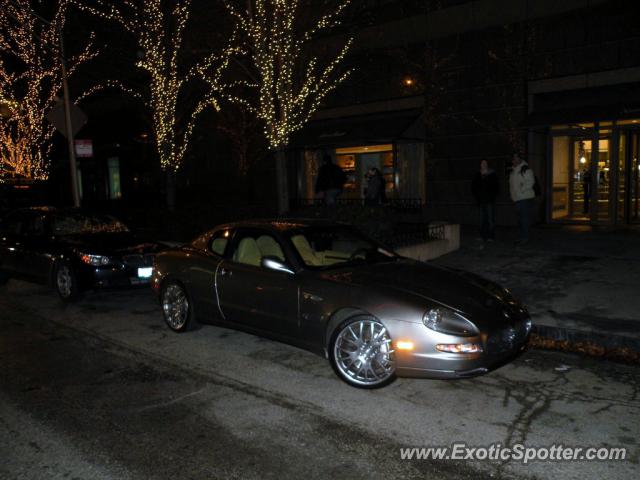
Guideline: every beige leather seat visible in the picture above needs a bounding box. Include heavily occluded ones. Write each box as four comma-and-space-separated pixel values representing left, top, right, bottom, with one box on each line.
233, 237, 262, 266
291, 235, 322, 266
256, 235, 285, 261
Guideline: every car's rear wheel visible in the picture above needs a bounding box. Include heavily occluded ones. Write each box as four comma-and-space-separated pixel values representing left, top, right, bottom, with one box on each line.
54, 261, 79, 301
330, 315, 396, 388
161, 281, 196, 332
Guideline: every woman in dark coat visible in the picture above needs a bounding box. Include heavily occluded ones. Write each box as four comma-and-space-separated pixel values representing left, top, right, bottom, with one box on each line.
471, 159, 500, 241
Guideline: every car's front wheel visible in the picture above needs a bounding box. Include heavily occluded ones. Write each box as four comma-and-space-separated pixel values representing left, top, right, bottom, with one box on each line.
330, 315, 396, 388
161, 281, 196, 332
54, 261, 79, 301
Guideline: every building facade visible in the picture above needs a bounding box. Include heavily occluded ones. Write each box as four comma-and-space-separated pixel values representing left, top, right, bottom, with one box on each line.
293, 0, 640, 226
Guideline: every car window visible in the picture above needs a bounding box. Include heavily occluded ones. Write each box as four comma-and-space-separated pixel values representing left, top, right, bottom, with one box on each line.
0, 212, 24, 235
53, 212, 128, 235
208, 229, 232, 256
230, 231, 286, 267
288, 226, 396, 269
24, 213, 48, 236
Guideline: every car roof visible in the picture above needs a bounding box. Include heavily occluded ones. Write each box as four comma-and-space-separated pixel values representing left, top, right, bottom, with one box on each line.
216, 218, 347, 232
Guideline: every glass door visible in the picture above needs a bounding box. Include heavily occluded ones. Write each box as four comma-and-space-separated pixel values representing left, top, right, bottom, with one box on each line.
618, 130, 640, 223
632, 133, 640, 222
594, 135, 612, 223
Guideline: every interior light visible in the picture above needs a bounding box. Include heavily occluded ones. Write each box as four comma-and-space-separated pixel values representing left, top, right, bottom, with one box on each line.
579, 156, 586, 164
396, 341, 414, 351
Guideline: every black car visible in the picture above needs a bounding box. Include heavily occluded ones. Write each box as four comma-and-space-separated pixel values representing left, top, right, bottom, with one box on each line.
0, 207, 164, 300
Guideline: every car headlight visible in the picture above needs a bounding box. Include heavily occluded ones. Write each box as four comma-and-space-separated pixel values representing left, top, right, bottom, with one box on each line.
79, 253, 111, 266
423, 308, 479, 337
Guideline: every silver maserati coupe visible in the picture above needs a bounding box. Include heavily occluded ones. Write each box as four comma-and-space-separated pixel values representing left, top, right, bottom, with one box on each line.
152, 219, 531, 388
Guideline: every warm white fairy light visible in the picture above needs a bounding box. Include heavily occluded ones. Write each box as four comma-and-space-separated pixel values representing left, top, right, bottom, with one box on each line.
73, 0, 234, 173
0, 0, 97, 181
225, 0, 353, 150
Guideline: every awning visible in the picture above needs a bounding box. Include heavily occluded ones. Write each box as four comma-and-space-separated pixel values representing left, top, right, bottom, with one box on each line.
524, 81, 640, 126
524, 104, 640, 127
291, 109, 424, 148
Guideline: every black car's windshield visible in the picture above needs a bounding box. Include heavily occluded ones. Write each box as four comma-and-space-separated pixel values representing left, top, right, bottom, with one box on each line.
53, 213, 129, 235
287, 226, 396, 269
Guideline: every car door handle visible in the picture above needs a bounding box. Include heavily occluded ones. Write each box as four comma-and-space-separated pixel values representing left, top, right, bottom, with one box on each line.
303, 292, 323, 302
220, 267, 233, 277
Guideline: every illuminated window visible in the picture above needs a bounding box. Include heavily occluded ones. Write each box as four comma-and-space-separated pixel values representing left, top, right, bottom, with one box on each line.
107, 157, 122, 200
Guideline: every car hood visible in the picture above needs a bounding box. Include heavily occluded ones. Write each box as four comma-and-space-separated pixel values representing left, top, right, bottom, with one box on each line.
323, 259, 527, 327
59, 232, 163, 255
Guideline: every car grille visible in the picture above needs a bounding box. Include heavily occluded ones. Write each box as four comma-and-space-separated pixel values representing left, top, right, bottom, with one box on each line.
123, 253, 155, 268
487, 321, 529, 354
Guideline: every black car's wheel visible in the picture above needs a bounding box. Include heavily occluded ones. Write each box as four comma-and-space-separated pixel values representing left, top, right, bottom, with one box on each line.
329, 315, 396, 389
0, 269, 9, 285
54, 261, 79, 301
161, 281, 197, 332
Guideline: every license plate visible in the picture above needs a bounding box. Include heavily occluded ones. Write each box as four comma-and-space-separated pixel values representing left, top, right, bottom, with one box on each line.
137, 267, 153, 278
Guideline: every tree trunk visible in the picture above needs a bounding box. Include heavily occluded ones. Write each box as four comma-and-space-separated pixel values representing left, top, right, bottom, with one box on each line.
166, 170, 176, 213
275, 147, 289, 215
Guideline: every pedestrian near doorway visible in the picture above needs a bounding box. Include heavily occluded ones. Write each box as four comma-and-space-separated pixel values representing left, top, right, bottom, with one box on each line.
472, 159, 499, 241
509, 152, 535, 244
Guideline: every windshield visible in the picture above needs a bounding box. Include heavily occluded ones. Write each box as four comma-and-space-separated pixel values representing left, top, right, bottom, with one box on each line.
287, 226, 396, 269
53, 213, 129, 235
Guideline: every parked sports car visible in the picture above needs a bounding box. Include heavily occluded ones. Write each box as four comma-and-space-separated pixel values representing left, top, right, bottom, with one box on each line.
152, 219, 531, 388
0, 207, 164, 300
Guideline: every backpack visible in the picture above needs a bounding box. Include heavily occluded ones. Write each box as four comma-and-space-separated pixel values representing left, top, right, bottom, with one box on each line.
521, 165, 541, 197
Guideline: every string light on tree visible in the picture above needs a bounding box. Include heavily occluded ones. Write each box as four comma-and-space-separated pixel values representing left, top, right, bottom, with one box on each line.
225, 0, 353, 212
0, 0, 98, 181
73, 0, 235, 173
226, 0, 353, 150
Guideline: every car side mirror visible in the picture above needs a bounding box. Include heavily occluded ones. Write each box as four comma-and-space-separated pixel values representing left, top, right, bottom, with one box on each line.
261, 256, 294, 275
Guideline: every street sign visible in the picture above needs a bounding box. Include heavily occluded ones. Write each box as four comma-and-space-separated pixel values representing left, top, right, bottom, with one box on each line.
74, 139, 93, 157
46, 100, 87, 138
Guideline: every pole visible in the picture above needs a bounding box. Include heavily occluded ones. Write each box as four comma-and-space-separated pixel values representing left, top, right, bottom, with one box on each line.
59, 30, 80, 208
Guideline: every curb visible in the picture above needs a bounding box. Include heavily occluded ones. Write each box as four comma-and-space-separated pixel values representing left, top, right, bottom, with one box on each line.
532, 324, 640, 351
531, 324, 640, 363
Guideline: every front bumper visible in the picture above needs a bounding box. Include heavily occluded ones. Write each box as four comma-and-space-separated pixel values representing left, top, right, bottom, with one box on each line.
74, 261, 154, 290
391, 319, 530, 379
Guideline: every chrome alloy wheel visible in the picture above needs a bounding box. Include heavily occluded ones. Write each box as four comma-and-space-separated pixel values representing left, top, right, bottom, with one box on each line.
162, 283, 190, 331
333, 318, 395, 387
56, 264, 73, 298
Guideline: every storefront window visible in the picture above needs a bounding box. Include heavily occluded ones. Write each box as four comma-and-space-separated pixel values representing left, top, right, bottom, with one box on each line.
335, 144, 394, 198
300, 142, 425, 203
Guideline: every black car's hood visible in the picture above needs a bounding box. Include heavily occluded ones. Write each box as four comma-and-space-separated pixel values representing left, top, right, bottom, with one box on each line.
59, 232, 162, 255
324, 259, 527, 326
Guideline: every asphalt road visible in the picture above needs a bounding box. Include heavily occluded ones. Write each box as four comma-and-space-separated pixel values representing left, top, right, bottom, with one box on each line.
0, 280, 638, 480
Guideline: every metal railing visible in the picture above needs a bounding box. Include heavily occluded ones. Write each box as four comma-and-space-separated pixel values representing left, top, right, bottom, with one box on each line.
387, 223, 446, 248
292, 197, 424, 212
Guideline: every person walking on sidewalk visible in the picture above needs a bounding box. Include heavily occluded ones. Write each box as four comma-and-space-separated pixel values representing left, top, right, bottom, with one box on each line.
472, 159, 499, 241
509, 152, 535, 244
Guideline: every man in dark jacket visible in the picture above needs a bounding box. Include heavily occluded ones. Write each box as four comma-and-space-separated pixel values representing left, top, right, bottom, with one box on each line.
315, 154, 346, 206
472, 159, 500, 241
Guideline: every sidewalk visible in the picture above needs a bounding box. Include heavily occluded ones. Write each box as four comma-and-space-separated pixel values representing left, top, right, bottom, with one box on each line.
432, 224, 640, 356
